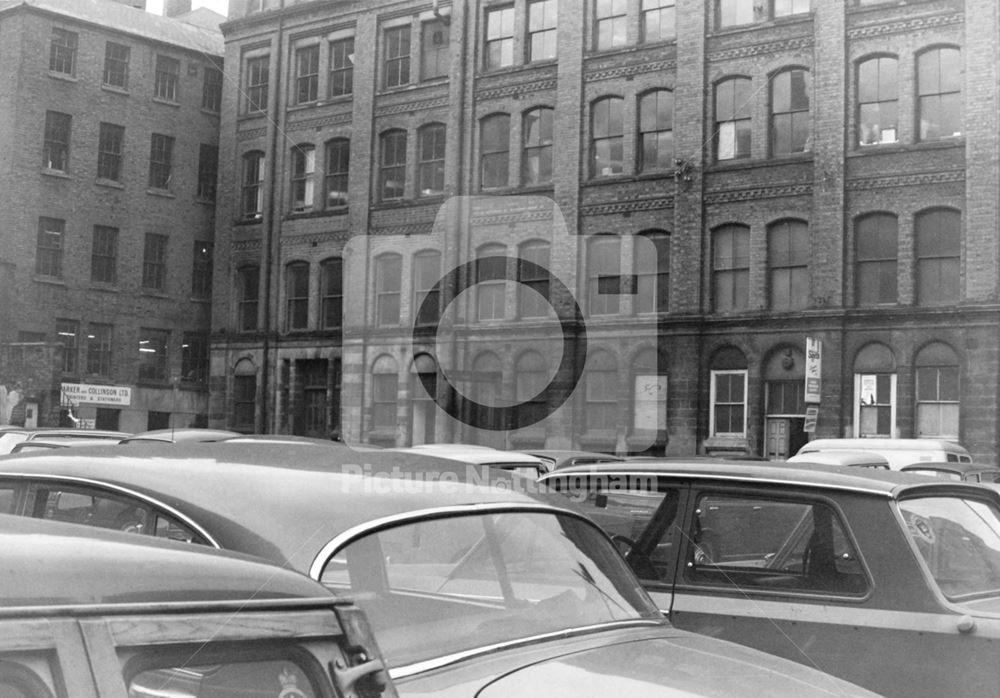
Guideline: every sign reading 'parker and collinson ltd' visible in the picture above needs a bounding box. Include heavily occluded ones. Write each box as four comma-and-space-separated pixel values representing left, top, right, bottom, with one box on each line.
60, 382, 132, 407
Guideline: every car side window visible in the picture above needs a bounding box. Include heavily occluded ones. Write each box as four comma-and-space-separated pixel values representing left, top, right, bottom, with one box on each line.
684, 493, 868, 595
30, 484, 207, 545
0, 660, 55, 698
556, 478, 681, 583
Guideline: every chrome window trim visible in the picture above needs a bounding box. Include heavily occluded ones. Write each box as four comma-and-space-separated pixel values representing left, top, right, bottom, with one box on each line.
0, 472, 220, 548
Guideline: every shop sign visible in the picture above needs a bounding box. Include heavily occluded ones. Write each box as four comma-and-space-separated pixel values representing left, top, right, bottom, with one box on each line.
61, 383, 132, 407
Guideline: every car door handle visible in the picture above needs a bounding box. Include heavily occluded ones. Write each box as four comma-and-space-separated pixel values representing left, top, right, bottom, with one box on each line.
332, 657, 392, 697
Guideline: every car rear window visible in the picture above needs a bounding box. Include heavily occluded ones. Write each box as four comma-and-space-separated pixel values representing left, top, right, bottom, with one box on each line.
128, 656, 320, 698
320, 511, 661, 668
899, 495, 1000, 600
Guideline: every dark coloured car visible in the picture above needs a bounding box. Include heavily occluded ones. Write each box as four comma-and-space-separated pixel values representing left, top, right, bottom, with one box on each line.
0, 441, 879, 698
900, 461, 1000, 483
0, 512, 394, 698
541, 459, 1000, 698
518, 449, 625, 472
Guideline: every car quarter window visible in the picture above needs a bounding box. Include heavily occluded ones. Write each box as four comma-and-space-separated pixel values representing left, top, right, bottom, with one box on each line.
128, 654, 320, 698
684, 492, 868, 596
553, 476, 681, 584
28, 484, 207, 545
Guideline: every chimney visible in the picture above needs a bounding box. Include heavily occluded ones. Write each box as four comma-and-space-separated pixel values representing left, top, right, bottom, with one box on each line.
164, 0, 192, 16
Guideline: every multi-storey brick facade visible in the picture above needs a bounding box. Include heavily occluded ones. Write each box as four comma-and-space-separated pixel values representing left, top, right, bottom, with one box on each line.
0, 0, 222, 431
214, 0, 1000, 462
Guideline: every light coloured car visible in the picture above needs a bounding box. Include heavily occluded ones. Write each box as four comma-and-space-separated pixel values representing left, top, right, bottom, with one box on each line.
786, 449, 890, 469
394, 443, 548, 478
0, 427, 129, 454
794, 437, 971, 469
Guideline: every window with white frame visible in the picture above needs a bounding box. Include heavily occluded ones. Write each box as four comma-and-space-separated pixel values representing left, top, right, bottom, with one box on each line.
857, 56, 898, 146
853, 342, 896, 438
329, 37, 354, 97
595, 0, 627, 50
527, 0, 557, 62
325, 138, 349, 208
639, 90, 674, 172
590, 96, 624, 177
154, 55, 179, 102
476, 244, 507, 321
642, 0, 675, 43
103, 42, 130, 89
36, 217, 64, 278
291, 144, 316, 211
422, 19, 450, 79
375, 253, 402, 326
915, 343, 959, 439
379, 130, 407, 201
587, 235, 621, 316
485, 6, 515, 69
43, 111, 71, 172
770, 68, 810, 156
147, 133, 174, 189
295, 44, 319, 104
480, 114, 510, 189
710, 369, 747, 437
384, 25, 411, 88
49, 28, 77, 75
244, 54, 269, 113
418, 123, 446, 196
522, 107, 554, 185
241, 151, 265, 219
715, 77, 751, 160
918, 47, 961, 141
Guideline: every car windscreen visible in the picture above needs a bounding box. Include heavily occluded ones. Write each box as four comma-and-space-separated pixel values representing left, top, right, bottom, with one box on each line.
899, 495, 1000, 600
319, 511, 661, 668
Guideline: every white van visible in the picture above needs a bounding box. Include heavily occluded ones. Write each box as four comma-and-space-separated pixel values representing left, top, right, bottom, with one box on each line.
786, 449, 890, 470
794, 438, 972, 470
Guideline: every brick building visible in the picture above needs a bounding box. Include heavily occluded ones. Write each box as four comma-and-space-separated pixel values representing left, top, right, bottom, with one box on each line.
213, 0, 1000, 461
0, 0, 223, 431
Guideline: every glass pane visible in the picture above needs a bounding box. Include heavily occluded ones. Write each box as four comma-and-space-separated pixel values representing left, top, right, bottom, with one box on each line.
130, 660, 318, 698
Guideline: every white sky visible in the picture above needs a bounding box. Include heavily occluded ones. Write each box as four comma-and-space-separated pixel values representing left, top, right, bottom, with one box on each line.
146, 0, 229, 16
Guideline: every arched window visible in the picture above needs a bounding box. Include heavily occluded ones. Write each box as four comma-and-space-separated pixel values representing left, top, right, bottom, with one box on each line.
480, 114, 510, 189
517, 240, 550, 318
584, 350, 618, 432
712, 224, 750, 312
854, 342, 896, 438
639, 90, 674, 172
241, 150, 265, 219
371, 355, 399, 432
320, 257, 342, 330
375, 253, 402, 326
768, 219, 808, 310
918, 47, 962, 141
857, 56, 898, 146
714, 78, 751, 160
515, 350, 549, 425
324, 138, 349, 208
770, 68, 810, 156
379, 129, 407, 201
412, 250, 441, 326
236, 265, 259, 331
410, 353, 437, 445
635, 231, 669, 313
522, 107, 554, 185
591, 97, 624, 177
476, 243, 507, 321
631, 348, 665, 432
587, 235, 621, 316
915, 208, 960, 306
915, 343, 960, 439
855, 213, 897, 306
291, 144, 315, 212
285, 261, 309, 331
417, 123, 446, 196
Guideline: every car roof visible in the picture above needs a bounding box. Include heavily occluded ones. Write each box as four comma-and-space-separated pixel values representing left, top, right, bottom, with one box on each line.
0, 441, 569, 572
119, 427, 240, 443
0, 512, 330, 610
786, 450, 891, 467
392, 444, 546, 466
901, 461, 1000, 474
11, 437, 124, 451
540, 457, 995, 498
797, 437, 969, 452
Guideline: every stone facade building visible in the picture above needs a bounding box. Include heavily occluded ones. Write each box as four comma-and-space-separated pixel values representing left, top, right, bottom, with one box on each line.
0, 0, 223, 431
213, 0, 1000, 461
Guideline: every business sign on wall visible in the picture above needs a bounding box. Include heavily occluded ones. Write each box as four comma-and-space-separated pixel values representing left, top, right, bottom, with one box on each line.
61, 383, 132, 407
804, 337, 822, 404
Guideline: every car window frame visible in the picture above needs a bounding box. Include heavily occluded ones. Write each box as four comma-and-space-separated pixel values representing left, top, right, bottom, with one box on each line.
674, 482, 873, 600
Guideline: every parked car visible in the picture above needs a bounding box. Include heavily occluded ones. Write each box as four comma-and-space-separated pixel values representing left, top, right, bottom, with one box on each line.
119, 427, 240, 444
900, 461, 1000, 483
9, 435, 135, 453
794, 437, 972, 469
0, 441, 878, 697
517, 449, 624, 472
786, 449, 891, 469
0, 427, 129, 455
540, 458, 1000, 698
0, 511, 395, 698
393, 443, 549, 478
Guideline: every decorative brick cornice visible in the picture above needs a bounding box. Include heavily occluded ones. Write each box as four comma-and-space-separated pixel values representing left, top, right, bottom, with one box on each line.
846, 169, 965, 190
470, 206, 557, 227
287, 112, 352, 130
704, 184, 812, 204
581, 196, 674, 216
237, 128, 267, 141
281, 233, 343, 247
476, 79, 558, 101
848, 12, 963, 40
375, 96, 450, 117
585, 60, 677, 82
371, 222, 436, 237
708, 36, 812, 62
232, 239, 262, 252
